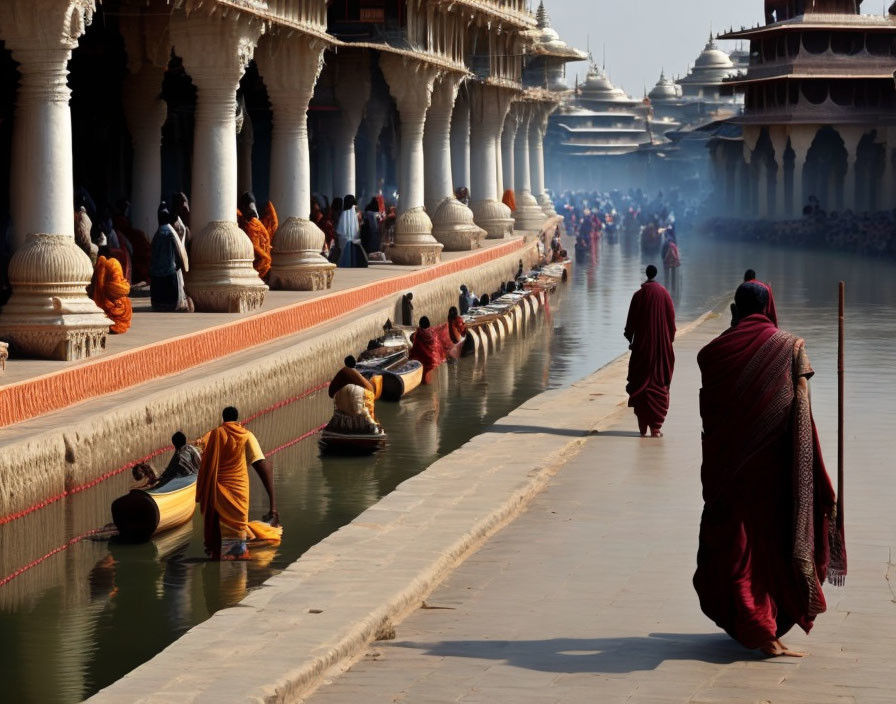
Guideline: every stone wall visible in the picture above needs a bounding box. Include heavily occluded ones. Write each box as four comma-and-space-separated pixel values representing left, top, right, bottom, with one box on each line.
0, 240, 538, 522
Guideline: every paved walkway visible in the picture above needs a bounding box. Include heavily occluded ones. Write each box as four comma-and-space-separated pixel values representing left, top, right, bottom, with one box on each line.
307, 315, 895, 704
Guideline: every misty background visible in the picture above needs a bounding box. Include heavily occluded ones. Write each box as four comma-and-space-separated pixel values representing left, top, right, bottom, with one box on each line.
548, 0, 763, 97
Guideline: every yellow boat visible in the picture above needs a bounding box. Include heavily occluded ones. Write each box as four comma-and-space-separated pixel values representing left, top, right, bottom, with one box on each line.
111, 475, 197, 543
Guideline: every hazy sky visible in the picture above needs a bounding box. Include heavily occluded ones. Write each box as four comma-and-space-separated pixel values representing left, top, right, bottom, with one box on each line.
547, 0, 763, 98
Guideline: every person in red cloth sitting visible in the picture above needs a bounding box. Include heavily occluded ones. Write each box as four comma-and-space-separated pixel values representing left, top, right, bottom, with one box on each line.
694, 282, 845, 658
623, 265, 676, 437
409, 316, 446, 382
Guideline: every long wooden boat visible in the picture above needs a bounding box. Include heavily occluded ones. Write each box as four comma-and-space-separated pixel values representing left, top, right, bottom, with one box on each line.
111, 474, 197, 543
381, 359, 424, 400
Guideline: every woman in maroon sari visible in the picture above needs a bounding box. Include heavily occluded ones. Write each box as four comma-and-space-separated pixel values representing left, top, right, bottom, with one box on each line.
409, 316, 446, 383
624, 265, 676, 437
694, 283, 845, 657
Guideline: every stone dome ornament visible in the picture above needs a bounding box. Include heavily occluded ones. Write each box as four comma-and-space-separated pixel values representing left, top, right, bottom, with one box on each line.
432, 198, 486, 251
268, 217, 336, 291
0, 234, 110, 360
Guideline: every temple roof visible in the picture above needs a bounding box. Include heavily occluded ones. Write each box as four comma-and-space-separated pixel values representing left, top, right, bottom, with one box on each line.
648, 71, 682, 102
720, 12, 896, 40
580, 64, 640, 104
530, 1, 588, 60
678, 39, 736, 86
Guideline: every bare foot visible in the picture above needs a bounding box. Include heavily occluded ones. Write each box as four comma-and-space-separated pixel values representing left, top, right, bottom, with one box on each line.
760, 639, 806, 658
650, 430, 663, 438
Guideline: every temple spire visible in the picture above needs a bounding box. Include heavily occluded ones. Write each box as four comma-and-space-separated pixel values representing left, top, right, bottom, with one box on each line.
535, 0, 551, 29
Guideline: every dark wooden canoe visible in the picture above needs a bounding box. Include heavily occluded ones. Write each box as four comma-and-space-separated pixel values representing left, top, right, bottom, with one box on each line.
380, 360, 424, 401
111, 474, 197, 543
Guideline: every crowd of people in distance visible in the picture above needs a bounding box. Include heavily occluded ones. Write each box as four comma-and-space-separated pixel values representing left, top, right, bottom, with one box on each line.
704, 197, 896, 259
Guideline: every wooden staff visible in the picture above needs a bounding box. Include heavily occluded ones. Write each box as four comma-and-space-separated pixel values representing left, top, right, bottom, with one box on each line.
837, 281, 845, 528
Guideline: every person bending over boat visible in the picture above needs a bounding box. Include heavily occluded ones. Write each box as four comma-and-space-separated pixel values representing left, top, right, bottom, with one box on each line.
155, 432, 201, 489
329, 356, 375, 398
197, 407, 278, 560
409, 317, 446, 378
325, 356, 382, 434
447, 307, 467, 344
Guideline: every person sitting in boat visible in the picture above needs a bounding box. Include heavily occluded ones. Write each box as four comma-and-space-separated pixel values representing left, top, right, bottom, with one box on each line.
479, 293, 490, 306
447, 307, 467, 344
325, 356, 382, 434
197, 407, 278, 560
155, 432, 202, 489
131, 463, 157, 489
409, 316, 446, 378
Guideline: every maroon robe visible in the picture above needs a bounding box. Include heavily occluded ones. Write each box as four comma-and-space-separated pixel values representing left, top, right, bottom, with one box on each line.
624, 280, 676, 433
694, 314, 844, 649
409, 327, 446, 378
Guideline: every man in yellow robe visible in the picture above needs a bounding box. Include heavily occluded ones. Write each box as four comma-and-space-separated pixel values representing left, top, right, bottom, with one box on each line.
197, 406, 278, 560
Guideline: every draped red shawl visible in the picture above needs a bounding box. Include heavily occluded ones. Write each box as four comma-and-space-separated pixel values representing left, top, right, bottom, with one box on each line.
623, 281, 676, 431
693, 314, 844, 649
409, 327, 446, 376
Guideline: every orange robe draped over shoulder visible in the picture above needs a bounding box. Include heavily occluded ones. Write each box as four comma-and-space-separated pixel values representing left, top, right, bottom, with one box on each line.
91, 256, 132, 334
197, 422, 256, 555
238, 202, 277, 279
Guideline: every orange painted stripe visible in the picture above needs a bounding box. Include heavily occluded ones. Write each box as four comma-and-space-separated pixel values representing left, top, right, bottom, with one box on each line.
0, 239, 525, 428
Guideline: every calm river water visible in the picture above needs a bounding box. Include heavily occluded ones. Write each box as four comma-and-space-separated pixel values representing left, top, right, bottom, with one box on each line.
1, 232, 893, 702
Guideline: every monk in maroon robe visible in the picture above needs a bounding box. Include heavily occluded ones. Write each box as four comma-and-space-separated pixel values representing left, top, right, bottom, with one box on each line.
624, 265, 676, 437
694, 282, 845, 657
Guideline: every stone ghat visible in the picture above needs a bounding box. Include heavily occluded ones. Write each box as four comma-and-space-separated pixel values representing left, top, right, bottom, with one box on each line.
0, 239, 538, 525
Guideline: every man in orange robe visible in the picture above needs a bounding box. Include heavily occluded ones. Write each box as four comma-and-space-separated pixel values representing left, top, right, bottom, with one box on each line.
90, 254, 132, 334
197, 406, 278, 560
238, 192, 276, 279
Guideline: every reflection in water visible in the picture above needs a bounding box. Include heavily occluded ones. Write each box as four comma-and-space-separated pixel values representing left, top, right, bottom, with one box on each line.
1, 234, 894, 701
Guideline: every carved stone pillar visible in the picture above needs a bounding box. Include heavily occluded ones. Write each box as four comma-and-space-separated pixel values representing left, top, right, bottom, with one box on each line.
424, 74, 483, 251
789, 127, 815, 217
169, 10, 267, 313
529, 102, 556, 217
450, 88, 471, 192
237, 103, 254, 196
469, 84, 514, 239
501, 106, 519, 198
880, 128, 895, 210
120, 6, 169, 242
0, 0, 110, 360
255, 37, 335, 290
839, 126, 864, 212
513, 103, 546, 232
332, 53, 371, 198
768, 127, 788, 219
380, 54, 443, 266
362, 91, 389, 201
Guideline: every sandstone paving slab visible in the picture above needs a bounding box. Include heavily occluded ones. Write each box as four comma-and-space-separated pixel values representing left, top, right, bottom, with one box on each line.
306, 313, 896, 704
